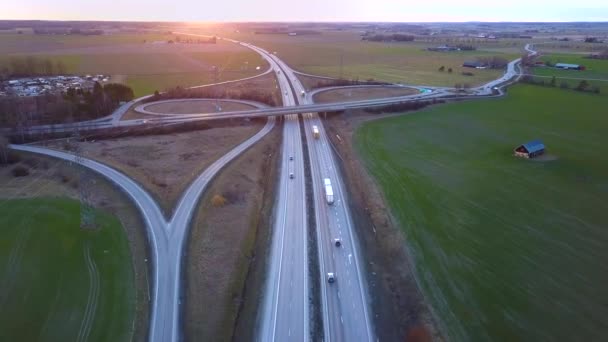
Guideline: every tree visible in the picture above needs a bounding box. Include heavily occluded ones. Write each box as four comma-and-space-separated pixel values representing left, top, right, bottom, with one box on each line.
438, 66, 445, 72
0, 134, 9, 165
575, 80, 589, 91
550, 76, 556, 87
448, 67, 453, 73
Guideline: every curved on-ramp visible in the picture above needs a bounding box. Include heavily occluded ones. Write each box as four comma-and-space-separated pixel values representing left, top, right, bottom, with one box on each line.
9, 110, 276, 342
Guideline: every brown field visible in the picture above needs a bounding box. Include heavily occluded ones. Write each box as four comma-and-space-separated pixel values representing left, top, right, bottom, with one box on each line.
313, 86, 420, 104
0, 152, 150, 342
44, 120, 264, 216
184, 122, 281, 341
142, 99, 257, 114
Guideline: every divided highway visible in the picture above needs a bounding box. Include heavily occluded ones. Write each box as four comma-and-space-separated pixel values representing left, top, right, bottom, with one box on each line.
269, 54, 375, 341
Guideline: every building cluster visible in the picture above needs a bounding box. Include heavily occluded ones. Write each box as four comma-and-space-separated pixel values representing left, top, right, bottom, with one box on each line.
0, 75, 110, 97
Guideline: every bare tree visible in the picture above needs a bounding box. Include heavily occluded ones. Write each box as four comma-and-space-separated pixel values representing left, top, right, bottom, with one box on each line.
0, 134, 9, 165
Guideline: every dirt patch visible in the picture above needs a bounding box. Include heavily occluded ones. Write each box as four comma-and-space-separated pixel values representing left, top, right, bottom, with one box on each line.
183, 121, 282, 342
322, 109, 443, 341
142, 100, 256, 115
313, 86, 420, 104
44, 120, 264, 217
0, 152, 150, 342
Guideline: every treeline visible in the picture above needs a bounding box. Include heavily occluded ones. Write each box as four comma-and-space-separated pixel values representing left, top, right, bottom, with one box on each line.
0, 82, 134, 127
172, 36, 216, 44
586, 49, 608, 60
363, 33, 415, 42
476, 56, 509, 69
364, 99, 444, 114
521, 76, 601, 94
144, 85, 277, 107
34, 28, 103, 35
0, 56, 68, 79
456, 44, 476, 51
313, 78, 391, 89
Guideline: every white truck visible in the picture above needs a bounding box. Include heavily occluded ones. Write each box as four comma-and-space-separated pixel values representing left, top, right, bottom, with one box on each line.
301, 90, 306, 97
312, 125, 320, 139
324, 178, 334, 205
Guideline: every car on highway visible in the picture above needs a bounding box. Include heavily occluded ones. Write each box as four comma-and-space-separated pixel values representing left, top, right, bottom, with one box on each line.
334, 238, 341, 247
327, 272, 336, 283
289, 172, 294, 179
289, 156, 293, 161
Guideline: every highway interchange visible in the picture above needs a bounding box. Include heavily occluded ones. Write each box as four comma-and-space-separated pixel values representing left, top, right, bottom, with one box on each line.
8, 33, 536, 342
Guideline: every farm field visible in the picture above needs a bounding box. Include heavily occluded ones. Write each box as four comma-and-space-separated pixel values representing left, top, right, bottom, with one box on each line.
215, 30, 519, 87
0, 34, 267, 97
313, 85, 419, 103
355, 84, 608, 341
531, 53, 608, 95
0, 198, 135, 342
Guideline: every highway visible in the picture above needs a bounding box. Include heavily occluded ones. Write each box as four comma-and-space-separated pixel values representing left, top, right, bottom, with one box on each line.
251, 40, 310, 342
269, 53, 375, 341
10, 111, 275, 342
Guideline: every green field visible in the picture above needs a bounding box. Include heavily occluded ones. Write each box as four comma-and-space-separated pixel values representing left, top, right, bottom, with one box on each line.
0, 34, 268, 97
0, 198, 136, 342
531, 53, 608, 95
355, 84, 608, 341
219, 31, 519, 87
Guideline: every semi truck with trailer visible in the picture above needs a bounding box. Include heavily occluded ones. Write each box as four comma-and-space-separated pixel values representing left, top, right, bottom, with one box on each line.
324, 178, 334, 204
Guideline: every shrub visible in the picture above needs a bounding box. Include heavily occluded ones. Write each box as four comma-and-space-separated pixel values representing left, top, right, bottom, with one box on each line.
23, 158, 39, 169
211, 194, 227, 207
12, 165, 30, 177
461, 71, 474, 76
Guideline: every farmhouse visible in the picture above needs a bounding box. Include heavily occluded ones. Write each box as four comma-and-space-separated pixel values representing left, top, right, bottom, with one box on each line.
555, 63, 585, 70
514, 140, 545, 159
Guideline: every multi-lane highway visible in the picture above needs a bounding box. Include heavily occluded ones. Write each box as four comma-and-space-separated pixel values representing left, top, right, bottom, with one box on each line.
250, 40, 310, 342
268, 53, 375, 341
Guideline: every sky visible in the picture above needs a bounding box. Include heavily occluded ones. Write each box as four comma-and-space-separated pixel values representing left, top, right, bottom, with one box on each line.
4, 0, 608, 22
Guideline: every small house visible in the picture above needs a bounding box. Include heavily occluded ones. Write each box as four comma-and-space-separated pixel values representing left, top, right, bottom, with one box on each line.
514, 140, 545, 159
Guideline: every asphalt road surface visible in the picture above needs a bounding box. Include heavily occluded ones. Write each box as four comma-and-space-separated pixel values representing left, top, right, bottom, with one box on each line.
269, 54, 375, 341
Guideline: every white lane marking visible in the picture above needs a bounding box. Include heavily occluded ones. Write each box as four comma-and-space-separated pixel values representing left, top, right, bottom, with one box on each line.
348, 254, 352, 265
337, 290, 340, 299
340, 315, 344, 324
288, 328, 291, 337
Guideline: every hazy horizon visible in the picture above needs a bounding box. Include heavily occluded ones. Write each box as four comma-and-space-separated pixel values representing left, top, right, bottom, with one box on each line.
4, 0, 608, 22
